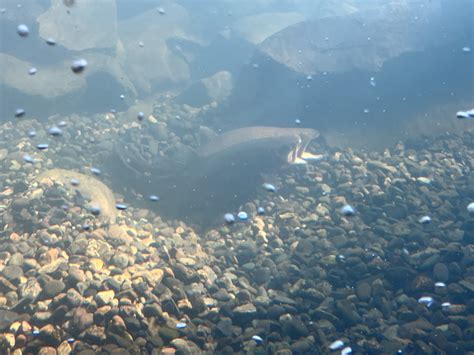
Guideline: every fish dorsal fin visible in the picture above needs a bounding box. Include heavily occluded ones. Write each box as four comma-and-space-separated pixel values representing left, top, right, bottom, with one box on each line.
198, 126, 219, 146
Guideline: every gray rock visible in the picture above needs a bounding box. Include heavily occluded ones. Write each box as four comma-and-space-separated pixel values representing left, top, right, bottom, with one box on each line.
0, 310, 19, 331
170, 338, 203, 355
42, 279, 65, 298
433, 263, 449, 282
216, 318, 233, 337
336, 299, 362, 325
2, 265, 23, 282
355, 282, 372, 301
111, 254, 129, 269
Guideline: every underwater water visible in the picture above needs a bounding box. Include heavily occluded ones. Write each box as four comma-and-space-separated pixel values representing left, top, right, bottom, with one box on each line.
0, 0, 473, 354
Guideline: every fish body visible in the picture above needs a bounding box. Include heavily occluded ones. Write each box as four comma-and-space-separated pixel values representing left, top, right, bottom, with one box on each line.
197, 126, 320, 164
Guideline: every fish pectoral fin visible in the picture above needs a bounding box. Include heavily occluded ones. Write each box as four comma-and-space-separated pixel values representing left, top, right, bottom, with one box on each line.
301, 152, 324, 161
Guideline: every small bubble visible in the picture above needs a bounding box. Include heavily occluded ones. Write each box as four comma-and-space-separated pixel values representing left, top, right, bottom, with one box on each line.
252, 335, 263, 344
157, 7, 165, 14
263, 183, 276, 192
418, 215, 431, 224
257, 207, 265, 215
462, 46, 471, 53
224, 213, 235, 224
70, 178, 80, 186
120, 94, 125, 100
90, 167, 101, 176
329, 340, 344, 350
295, 119, 301, 125
418, 296, 434, 307
22, 154, 34, 163
137, 112, 145, 121
71, 59, 87, 74
340, 204, 356, 216
48, 126, 62, 136
28, 130, 36, 138
36, 143, 49, 150
115, 203, 128, 211
15, 108, 25, 118
89, 206, 101, 216
468, 202, 474, 214
148, 194, 160, 202
28, 67, 37, 75
45, 37, 56, 46
175, 322, 187, 329
17, 24, 29, 37
237, 211, 248, 221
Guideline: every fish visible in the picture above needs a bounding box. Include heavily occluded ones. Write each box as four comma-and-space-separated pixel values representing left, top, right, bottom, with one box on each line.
197, 126, 320, 164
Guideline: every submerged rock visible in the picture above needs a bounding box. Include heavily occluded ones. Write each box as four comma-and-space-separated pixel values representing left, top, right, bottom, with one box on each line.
36, 169, 117, 223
